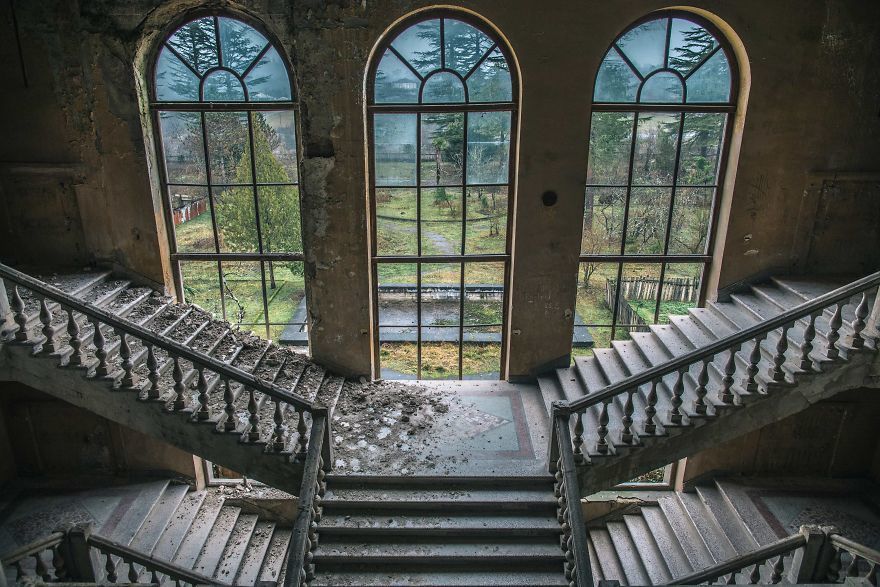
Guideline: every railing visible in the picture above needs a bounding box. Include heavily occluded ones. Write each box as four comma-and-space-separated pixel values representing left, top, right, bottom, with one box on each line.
827, 533, 880, 584
2, 527, 215, 585
551, 406, 594, 587
284, 414, 328, 586
554, 271, 880, 462
0, 262, 329, 460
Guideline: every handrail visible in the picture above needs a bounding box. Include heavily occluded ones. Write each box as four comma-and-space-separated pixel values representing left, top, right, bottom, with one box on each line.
87, 534, 216, 585
1, 531, 64, 567
284, 414, 327, 587
560, 270, 880, 415
830, 533, 880, 564
0, 262, 319, 413
554, 413, 594, 587
670, 532, 806, 585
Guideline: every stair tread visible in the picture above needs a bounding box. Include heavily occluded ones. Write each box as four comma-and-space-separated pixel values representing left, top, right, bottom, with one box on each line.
670, 314, 716, 348
105, 480, 171, 547
314, 538, 564, 561
212, 513, 259, 583
606, 520, 651, 586
676, 492, 737, 563
574, 356, 610, 393
191, 505, 241, 577
639, 505, 694, 579
234, 520, 276, 585
555, 366, 587, 402
151, 490, 208, 561
324, 486, 556, 507
622, 513, 673, 584
129, 483, 191, 554
657, 494, 715, 570
320, 513, 560, 535
258, 528, 292, 584
695, 484, 761, 555
588, 529, 627, 585
311, 568, 568, 586
713, 479, 780, 546
171, 492, 226, 568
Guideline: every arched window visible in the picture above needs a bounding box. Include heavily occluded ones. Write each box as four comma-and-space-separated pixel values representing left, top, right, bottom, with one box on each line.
367, 12, 518, 380
150, 14, 308, 347
574, 12, 737, 354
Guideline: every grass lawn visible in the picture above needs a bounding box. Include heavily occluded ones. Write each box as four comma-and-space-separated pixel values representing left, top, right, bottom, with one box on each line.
381, 342, 501, 379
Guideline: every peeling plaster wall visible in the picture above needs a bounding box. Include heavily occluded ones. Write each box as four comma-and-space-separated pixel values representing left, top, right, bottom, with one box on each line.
0, 0, 877, 378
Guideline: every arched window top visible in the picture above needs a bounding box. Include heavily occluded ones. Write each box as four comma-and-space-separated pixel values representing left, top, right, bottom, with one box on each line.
595, 14, 733, 105
371, 16, 512, 104
154, 15, 292, 102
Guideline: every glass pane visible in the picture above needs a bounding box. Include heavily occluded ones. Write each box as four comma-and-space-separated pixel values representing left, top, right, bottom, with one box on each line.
222, 261, 267, 333
420, 113, 464, 186
391, 19, 441, 76
668, 187, 713, 255
582, 187, 626, 255
159, 111, 206, 184
166, 17, 218, 74
618, 263, 663, 328
678, 113, 725, 185
420, 337, 462, 380
632, 113, 680, 185
374, 113, 417, 186
422, 71, 465, 103
180, 261, 222, 318
244, 47, 292, 101
421, 262, 461, 327
379, 335, 418, 379
258, 185, 301, 252
376, 188, 417, 256
573, 262, 618, 329
214, 185, 258, 253
594, 48, 639, 102
266, 261, 306, 343
686, 50, 731, 103
444, 18, 494, 77
169, 186, 213, 253
587, 112, 634, 185
205, 112, 251, 184
462, 327, 501, 379
573, 326, 612, 357
374, 49, 420, 103
669, 18, 719, 75
466, 111, 511, 184
616, 18, 668, 77
466, 47, 512, 102
465, 187, 507, 254
657, 263, 703, 324
203, 70, 245, 101
640, 71, 684, 103
254, 111, 298, 183
421, 188, 462, 255
464, 262, 504, 326
377, 263, 417, 328
218, 17, 269, 74
625, 188, 672, 254
155, 47, 199, 101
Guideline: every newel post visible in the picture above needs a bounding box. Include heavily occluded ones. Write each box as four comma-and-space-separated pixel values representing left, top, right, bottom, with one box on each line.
789, 525, 827, 583
59, 524, 99, 581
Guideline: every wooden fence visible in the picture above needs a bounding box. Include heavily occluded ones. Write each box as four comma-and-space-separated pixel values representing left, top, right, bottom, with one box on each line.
605, 276, 700, 329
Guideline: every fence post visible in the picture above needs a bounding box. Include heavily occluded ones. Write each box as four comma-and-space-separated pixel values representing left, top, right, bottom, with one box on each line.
789, 525, 827, 583
60, 524, 99, 581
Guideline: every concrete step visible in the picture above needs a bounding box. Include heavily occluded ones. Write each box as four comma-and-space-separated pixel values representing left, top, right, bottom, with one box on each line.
319, 512, 561, 537
105, 480, 170, 547
129, 483, 191, 554
151, 490, 207, 561
171, 492, 225, 569
212, 513, 259, 584
606, 520, 651, 586
258, 528, 291, 585
323, 485, 556, 512
676, 491, 737, 564
639, 504, 693, 579
656, 494, 715, 570
622, 513, 672, 584
555, 366, 587, 402
310, 566, 569, 586
313, 537, 564, 564
694, 484, 760, 555
234, 520, 276, 586
191, 505, 241, 577
588, 528, 628, 585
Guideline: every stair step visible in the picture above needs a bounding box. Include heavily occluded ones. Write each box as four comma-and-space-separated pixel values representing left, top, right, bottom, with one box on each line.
258, 528, 292, 584
212, 513, 259, 583
105, 480, 170, 547
323, 486, 556, 512
695, 484, 760, 555
234, 520, 276, 586
311, 567, 568, 586
314, 538, 564, 563
656, 494, 715, 570
574, 356, 609, 393
622, 513, 672, 584
191, 505, 241, 577
606, 520, 651, 586
676, 491, 737, 563
319, 512, 561, 537
713, 479, 779, 546
587, 537, 604, 583
129, 483, 191, 554
151, 490, 208, 561
171, 493, 226, 569
556, 366, 587, 402
669, 314, 715, 348
640, 504, 694, 579
588, 529, 627, 584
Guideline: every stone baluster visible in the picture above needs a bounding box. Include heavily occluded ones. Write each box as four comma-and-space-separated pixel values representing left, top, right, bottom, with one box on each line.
621, 389, 635, 444
39, 298, 57, 354
315, 455, 326, 522
146, 345, 160, 399
247, 389, 260, 442
67, 308, 85, 366
719, 346, 737, 405
743, 334, 764, 393
845, 554, 861, 577
769, 324, 790, 382
725, 571, 736, 584
222, 379, 236, 432
596, 400, 610, 454
272, 399, 285, 451
572, 412, 585, 463
13, 560, 24, 582
92, 318, 110, 377
826, 304, 843, 360
118, 332, 135, 388
770, 555, 785, 584
694, 360, 710, 414
51, 543, 67, 580
826, 546, 842, 581
172, 357, 186, 410
149, 569, 159, 583
749, 563, 761, 584
850, 292, 869, 349
11, 286, 28, 342
296, 410, 309, 458
34, 551, 49, 581
127, 559, 139, 582
196, 368, 209, 420
644, 379, 658, 434
800, 314, 817, 371
669, 370, 684, 424
104, 551, 117, 583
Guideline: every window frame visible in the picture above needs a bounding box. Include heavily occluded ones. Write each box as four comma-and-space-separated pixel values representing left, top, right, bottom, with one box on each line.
579, 10, 740, 343
365, 9, 519, 380
147, 9, 308, 343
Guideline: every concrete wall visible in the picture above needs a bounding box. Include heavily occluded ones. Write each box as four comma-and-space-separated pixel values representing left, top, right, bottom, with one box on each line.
0, 382, 200, 481
0, 0, 878, 379
682, 387, 880, 483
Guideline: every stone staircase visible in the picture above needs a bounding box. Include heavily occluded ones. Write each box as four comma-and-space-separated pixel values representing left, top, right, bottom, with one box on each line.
310, 476, 566, 586
541, 275, 880, 493
1, 479, 293, 585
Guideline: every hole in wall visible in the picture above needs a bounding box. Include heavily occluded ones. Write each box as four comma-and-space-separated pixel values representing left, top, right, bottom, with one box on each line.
541, 190, 558, 207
